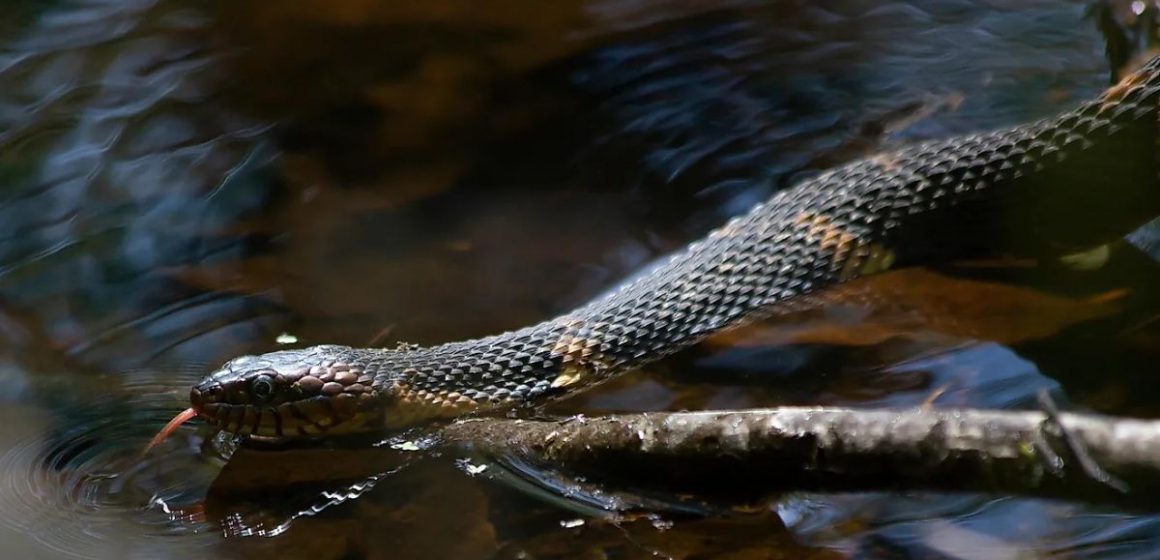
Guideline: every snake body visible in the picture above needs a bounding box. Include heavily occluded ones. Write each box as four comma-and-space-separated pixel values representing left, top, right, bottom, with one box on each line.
192, 57, 1160, 438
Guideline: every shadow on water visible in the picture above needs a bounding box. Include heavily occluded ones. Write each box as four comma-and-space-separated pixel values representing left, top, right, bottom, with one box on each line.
0, 0, 1159, 558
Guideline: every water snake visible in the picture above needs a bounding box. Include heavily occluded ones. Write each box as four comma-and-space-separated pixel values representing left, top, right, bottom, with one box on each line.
183, 56, 1160, 439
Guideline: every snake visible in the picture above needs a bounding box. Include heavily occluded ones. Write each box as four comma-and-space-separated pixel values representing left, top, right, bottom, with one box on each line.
180, 56, 1160, 440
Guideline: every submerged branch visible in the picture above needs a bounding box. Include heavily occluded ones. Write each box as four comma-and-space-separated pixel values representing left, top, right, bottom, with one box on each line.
441, 407, 1160, 508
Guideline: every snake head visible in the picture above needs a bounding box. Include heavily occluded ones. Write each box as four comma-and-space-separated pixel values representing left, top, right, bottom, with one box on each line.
191, 345, 382, 437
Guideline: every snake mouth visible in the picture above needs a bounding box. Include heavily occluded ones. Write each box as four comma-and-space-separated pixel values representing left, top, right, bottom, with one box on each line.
145, 387, 379, 455
193, 398, 378, 437
191, 385, 381, 438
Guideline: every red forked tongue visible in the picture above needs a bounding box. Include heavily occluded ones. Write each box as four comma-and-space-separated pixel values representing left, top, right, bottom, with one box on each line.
141, 407, 199, 457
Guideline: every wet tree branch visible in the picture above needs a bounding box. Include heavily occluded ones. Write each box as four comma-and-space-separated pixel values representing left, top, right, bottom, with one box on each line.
441, 407, 1160, 509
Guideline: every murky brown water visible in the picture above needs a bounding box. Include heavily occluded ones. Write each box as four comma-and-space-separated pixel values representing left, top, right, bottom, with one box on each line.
1, 0, 1159, 558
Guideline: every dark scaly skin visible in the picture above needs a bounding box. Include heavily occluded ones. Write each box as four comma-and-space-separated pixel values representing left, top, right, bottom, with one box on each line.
192, 57, 1160, 438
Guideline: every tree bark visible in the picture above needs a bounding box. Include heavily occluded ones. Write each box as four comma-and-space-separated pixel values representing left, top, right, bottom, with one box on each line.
441, 407, 1160, 509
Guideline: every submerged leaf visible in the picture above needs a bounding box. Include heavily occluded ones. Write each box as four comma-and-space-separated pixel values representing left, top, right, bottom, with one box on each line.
708, 268, 1123, 348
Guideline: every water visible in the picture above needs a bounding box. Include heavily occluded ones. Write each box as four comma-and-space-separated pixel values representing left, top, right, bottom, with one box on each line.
0, 0, 1158, 558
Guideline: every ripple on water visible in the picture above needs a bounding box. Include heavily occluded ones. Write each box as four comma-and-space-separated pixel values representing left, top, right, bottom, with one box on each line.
0, 376, 225, 559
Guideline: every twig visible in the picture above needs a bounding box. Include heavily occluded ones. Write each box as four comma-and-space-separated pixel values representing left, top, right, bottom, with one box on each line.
442, 407, 1160, 509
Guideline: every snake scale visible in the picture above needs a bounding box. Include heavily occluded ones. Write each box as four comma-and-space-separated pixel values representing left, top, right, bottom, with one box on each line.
189, 56, 1160, 439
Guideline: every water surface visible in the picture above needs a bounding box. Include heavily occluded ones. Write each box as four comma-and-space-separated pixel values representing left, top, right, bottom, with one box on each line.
0, 0, 1159, 558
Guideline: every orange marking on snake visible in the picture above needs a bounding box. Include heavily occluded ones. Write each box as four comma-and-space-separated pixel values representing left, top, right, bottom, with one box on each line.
1100, 70, 1146, 110
384, 377, 483, 428
792, 212, 860, 252
792, 211, 896, 280
552, 319, 611, 364
870, 153, 900, 171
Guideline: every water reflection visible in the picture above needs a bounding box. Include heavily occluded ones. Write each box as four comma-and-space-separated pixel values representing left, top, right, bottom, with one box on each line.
0, 373, 220, 557
0, 0, 283, 373
0, 0, 1157, 558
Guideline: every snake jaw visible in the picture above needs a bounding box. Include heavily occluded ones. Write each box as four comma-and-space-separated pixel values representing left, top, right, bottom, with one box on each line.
191, 346, 384, 438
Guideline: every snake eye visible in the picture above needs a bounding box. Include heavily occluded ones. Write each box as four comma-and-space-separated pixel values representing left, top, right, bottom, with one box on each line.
250, 374, 275, 402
